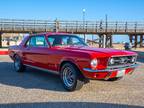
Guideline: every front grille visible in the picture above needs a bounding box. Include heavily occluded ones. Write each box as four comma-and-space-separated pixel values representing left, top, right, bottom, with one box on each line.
108, 55, 137, 66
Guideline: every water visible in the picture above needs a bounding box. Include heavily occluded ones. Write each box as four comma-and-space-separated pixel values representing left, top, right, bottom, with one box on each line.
79, 34, 129, 43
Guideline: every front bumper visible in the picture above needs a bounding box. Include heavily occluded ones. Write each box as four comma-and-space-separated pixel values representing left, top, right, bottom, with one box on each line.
83, 63, 139, 72
83, 63, 139, 80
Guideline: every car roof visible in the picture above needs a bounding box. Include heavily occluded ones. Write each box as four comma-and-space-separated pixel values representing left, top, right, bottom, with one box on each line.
30, 32, 69, 37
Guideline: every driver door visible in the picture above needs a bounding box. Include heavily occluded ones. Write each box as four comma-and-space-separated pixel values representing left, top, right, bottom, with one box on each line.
23, 35, 50, 69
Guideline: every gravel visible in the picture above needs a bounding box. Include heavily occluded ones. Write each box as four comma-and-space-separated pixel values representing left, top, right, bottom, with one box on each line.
0, 55, 144, 108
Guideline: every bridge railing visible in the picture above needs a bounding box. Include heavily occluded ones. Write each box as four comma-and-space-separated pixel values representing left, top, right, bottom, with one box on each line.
0, 19, 55, 32
0, 19, 144, 33
58, 21, 144, 33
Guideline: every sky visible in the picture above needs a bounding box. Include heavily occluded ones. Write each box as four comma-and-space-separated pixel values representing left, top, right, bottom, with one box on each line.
0, 0, 144, 42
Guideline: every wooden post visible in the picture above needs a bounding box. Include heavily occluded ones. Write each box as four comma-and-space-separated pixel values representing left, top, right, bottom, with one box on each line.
76, 21, 78, 32
105, 34, 109, 48
134, 35, 138, 48
105, 34, 107, 47
140, 35, 143, 47
115, 21, 118, 32
0, 32, 2, 48
135, 22, 137, 33
125, 22, 127, 32
65, 21, 68, 33
99, 35, 102, 48
99, 34, 103, 48
106, 34, 112, 48
110, 35, 113, 48
129, 34, 133, 44
103, 34, 106, 48
95, 22, 97, 33
54, 19, 59, 32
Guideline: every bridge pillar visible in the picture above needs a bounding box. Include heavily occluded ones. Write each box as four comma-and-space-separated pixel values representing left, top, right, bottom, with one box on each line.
134, 35, 138, 48
98, 34, 104, 48
110, 35, 113, 47
98, 34, 112, 48
129, 35, 133, 44
106, 34, 112, 48
140, 35, 143, 47
0, 32, 2, 48
129, 34, 138, 48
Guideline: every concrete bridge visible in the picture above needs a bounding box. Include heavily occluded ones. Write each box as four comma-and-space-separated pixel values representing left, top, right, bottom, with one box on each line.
0, 18, 144, 48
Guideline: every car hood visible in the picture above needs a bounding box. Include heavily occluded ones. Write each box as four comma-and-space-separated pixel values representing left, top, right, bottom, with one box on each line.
61, 46, 137, 57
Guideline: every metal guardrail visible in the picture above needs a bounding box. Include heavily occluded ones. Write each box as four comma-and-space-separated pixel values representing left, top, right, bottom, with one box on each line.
0, 18, 144, 34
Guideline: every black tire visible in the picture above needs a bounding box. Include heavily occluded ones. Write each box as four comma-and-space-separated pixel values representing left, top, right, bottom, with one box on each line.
107, 77, 123, 81
60, 63, 84, 91
14, 55, 25, 72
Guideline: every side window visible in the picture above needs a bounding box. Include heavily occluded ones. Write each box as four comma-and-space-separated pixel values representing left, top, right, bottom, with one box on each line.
26, 36, 48, 47
35, 36, 46, 46
62, 37, 69, 45
72, 37, 80, 45
30, 37, 36, 46
48, 36, 62, 46
48, 37, 55, 46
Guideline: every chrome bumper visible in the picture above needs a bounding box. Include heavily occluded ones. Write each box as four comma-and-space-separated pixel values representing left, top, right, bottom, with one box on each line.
83, 63, 139, 73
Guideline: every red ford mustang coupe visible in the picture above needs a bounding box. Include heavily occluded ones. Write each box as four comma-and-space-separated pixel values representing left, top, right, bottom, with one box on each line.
9, 32, 138, 91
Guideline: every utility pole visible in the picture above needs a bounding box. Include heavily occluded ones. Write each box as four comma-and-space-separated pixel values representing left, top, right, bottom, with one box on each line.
103, 14, 108, 48
83, 9, 86, 42
105, 14, 108, 33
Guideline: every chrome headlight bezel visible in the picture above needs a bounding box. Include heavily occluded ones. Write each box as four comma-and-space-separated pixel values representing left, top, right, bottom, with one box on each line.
109, 58, 115, 65
90, 59, 98, 68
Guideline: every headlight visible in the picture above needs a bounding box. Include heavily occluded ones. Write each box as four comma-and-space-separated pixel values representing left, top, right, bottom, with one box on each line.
90, 59, 98, 68
109, 58, 115, 65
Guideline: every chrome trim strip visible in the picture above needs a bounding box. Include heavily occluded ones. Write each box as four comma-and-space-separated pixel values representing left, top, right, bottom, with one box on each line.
107, 63, 137, 69
83, 63, 139, 73
24, 64, 59, 75
108, 55, 137, 66
111, 54, 137, 57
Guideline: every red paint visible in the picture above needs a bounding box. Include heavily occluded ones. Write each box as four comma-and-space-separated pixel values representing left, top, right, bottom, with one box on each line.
8, 32, 138, 80
109, 71, 117, 78
0, 50, 8, 55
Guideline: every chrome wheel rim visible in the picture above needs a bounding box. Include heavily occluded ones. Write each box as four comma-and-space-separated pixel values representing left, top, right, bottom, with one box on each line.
14, 58, 20, 71
63, 67, 75, 88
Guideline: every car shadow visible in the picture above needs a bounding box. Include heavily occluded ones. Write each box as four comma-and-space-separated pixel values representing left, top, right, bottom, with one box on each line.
0, 62, 65, 92
0, 102, 143, 108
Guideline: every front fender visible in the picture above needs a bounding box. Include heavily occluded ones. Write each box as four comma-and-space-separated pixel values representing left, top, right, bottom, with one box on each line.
59, 57, 90, 76
59, 57, 79, 70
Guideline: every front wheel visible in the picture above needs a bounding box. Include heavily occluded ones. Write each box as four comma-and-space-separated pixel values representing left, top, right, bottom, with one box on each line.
60, 63, 84, 91
14, 55, 25, 72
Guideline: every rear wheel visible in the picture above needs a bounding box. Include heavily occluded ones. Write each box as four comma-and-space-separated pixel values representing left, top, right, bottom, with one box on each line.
14, 55, 25, 72
60, 63, 84, 91
107, 77, 123, 81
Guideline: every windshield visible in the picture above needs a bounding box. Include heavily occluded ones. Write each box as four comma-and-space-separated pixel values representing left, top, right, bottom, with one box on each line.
47, 35, 87, 47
